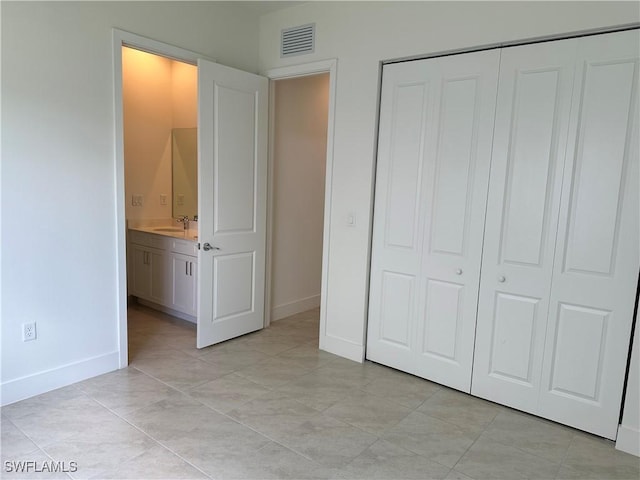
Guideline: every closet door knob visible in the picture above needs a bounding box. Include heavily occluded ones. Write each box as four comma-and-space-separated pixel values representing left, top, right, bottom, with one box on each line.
202, 243, 219, 251
455, 268, 463, 275
498, 275, 506, 283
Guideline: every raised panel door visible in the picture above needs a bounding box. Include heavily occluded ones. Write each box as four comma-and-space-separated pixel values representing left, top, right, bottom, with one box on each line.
472, 39, 579, 411
197, 59, 268, 348
367, 49, 500, 392
538, 29, 640, 439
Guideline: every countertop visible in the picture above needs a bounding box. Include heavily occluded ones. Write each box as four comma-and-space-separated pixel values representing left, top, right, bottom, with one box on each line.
129, 225, 198, 242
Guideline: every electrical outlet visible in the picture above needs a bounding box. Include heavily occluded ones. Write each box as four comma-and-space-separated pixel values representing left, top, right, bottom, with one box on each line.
160, 194, 167, 206
177, 194, 184, 206
22, 322, 37, 342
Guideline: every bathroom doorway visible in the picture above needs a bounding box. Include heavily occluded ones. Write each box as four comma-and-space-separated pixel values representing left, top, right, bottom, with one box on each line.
114, 31, 337, 369
114, 30, 271, 365
121, 45, 199, 360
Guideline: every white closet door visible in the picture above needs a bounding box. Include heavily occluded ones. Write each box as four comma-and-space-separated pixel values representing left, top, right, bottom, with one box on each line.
471, 39, 579, 411
538, 29, 639, 439
367, 50, 499, 392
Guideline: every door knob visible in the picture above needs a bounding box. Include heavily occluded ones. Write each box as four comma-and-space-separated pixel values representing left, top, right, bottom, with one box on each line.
202, 243, 219, 251
455, 268, 463, 275
498, 275, 506, 283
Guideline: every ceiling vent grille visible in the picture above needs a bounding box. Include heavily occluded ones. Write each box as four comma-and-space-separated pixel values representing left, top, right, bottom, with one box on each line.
281, 23, 315, 58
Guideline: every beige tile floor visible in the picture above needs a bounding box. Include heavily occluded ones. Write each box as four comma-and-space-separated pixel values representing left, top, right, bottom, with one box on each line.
2, 304, 639, 479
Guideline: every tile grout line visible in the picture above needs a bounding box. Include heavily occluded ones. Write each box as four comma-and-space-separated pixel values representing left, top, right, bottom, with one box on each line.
134, 328, 479, 475
447, 405, 500, 474
77, 392, 215, 480
129, 363, 397, 472
124, 365, 329, 469
1, 415, 74, 479
447, 408, 570, 479
62, 372, 214, 480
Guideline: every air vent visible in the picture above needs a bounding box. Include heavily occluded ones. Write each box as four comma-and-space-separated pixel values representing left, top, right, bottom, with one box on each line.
281, 23, 315, 58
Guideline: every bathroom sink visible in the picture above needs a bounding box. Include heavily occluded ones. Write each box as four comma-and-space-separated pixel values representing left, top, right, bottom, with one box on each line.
153, 227, 184, 233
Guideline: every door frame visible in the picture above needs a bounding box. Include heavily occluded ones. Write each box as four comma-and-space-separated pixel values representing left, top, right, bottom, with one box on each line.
264, 60, 338, 353
112, 29, 214, 367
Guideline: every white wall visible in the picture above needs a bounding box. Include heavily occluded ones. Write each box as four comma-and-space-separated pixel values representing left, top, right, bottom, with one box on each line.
123, 48, 173, 222
259, 1, 639, 362
123, 48, 197, 222
271, 74, 329, 320
1, 1, 261, 405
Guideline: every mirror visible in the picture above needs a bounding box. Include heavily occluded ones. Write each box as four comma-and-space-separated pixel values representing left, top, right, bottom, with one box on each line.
172, 128, 198, 219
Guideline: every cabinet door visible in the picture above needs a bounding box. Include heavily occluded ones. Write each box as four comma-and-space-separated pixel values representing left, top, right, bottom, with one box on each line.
171, 253, 197, 316
538, 30, 639, 439
149, 248, 168, 305
367, 49, 499, 392
130, 244, 152, 299
471, 39, 578, 412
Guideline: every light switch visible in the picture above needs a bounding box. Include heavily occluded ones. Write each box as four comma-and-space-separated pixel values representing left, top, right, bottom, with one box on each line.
132, 195, 143, 207
347, 213, 356, 226
160, 194, 167, 206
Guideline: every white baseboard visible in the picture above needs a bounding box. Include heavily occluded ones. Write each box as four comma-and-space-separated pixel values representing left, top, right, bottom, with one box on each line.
616, 424, 640, 457
320, 334, 365, 363
271, 294, 321, 321
1, 351, 120, 406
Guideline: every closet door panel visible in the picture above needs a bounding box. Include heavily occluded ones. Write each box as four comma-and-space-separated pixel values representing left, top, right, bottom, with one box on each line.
368, 50, 500, 392
539, 29, 639, 439
367, 63, 432, 373
415, 51, 500, 391
472, 39, 579, 411
488, 292, 540, 384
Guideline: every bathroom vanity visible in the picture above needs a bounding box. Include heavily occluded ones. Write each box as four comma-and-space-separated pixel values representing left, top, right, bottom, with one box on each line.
128, 226, 198, 321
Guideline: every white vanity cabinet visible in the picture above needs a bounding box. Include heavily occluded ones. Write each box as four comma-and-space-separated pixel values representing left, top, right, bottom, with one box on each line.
129, 244, 168, 304
128, 229, 198, 320
168, 238, 198, 317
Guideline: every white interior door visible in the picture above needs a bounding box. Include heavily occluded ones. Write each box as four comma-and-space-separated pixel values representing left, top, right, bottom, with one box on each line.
367, 50, 499, 392
197, 59, 268, 349
538, 29, 639, 439
471, 39, 579, 412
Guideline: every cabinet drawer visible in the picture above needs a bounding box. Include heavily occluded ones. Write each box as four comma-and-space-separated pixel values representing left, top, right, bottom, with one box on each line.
129, 230, 166, 250
171, 238, 198, 256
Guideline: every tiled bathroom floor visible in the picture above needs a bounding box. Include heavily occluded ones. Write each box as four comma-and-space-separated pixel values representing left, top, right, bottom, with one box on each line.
2, 305, 638, 479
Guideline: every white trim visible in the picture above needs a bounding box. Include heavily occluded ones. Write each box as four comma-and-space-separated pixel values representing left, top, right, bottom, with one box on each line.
1, 352, 120, 406
265, 59, 337, 80
264, 81, 276, 328
264, 59, 338, 358
320, 335, 365, 363
113, 29, 213, 66
112, 29, 213, 369
616, 424, 640, 457
272, 294, 321, 321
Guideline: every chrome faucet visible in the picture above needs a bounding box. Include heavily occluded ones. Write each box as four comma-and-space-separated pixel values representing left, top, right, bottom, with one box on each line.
177, 215, 189, 231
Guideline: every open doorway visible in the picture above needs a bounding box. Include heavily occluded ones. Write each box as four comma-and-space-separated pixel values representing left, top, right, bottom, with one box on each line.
121, 46, 199, 361
114, 30, 338, 371
115, 30, 272, 367
265, 60, 337, 355
269, 73, 330, 325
